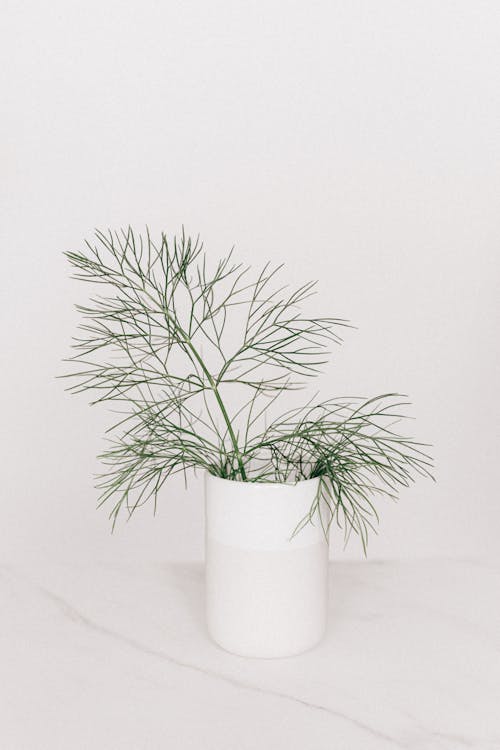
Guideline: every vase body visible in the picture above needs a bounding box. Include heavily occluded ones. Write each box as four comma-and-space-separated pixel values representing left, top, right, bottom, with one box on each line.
204, 473, 328, 658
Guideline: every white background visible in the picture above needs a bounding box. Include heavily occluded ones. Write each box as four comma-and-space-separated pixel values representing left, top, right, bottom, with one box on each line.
2, 0, 499, 563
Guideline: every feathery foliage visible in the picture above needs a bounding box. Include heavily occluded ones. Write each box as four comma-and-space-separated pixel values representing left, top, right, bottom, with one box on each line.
64, 227, 433, 549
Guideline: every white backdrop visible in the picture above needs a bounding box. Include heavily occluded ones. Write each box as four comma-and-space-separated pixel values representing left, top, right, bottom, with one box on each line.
2, 0, 499, 563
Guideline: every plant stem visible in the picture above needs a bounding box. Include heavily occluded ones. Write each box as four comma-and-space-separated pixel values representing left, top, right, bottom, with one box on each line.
183, 338, 248, 481
157, 302, 247, 481
122, 282, 248, 481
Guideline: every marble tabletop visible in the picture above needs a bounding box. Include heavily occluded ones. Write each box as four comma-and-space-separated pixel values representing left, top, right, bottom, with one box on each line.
1, 558, 499, 750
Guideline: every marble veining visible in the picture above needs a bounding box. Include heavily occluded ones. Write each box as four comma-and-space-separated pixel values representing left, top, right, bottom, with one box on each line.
1, 560, 499, 749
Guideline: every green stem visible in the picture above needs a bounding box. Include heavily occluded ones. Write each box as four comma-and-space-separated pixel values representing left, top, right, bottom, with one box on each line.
107, 276, 248, 481
183, 339, 248, 481
156, 299, 247, 481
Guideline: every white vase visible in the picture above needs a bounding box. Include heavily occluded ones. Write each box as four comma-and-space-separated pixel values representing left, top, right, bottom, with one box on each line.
204, 472, 329, 658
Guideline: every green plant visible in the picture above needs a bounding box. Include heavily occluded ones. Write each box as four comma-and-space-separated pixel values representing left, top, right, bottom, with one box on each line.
64, 227, 433, 550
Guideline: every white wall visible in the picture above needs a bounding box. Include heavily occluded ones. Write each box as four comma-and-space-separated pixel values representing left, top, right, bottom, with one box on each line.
2, 0, 499, 563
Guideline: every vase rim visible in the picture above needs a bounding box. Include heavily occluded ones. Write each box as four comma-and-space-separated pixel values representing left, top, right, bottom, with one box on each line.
205, 471, 320, 489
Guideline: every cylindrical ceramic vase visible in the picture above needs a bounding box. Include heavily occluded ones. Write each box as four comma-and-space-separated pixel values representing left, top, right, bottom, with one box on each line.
205, 473, 328, 658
